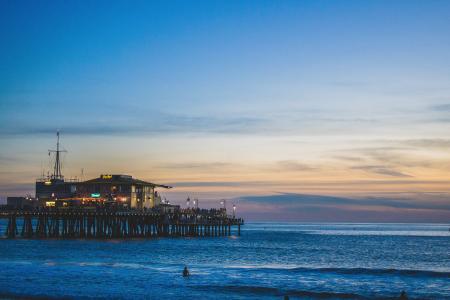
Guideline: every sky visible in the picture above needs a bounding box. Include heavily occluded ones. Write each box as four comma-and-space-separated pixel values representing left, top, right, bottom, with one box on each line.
1, 0, 450, 222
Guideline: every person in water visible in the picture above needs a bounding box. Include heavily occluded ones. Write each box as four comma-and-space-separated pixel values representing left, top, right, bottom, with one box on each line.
182, 266, 190, 277
399, 291, 408, 300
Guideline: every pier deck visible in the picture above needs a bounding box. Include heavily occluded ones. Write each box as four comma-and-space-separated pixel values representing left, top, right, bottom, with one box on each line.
0, 209, 243, 239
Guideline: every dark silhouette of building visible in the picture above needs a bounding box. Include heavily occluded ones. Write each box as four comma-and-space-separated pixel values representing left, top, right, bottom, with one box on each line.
7, 197, 38, 210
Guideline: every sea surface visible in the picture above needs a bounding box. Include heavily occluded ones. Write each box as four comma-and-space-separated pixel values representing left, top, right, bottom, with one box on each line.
0, 222, 449, 299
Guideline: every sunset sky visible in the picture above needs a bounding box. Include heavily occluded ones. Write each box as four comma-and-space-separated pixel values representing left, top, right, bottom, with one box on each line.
1, 0, 450, 222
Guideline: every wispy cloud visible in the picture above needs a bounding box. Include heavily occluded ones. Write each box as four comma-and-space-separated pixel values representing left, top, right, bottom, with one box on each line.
327, 80, 369, 87
157, 162, 234, 171
336, 146, 432, 169
430, 103, 450, 111
0, 155, 23, 163
0, 105, 411, 138
166, 181, 249, 187
166, 179, 450, 190
426, 103, 450, 123
333, 155, 365, 162
0, 113, 268, 137
351, 165, 412, 178
274, 160, 316, 172
401, 139, 450, 150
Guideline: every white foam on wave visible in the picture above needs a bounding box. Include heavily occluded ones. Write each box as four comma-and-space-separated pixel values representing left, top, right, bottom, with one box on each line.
305, 230, 450, 236
224, 263, 301, 270
0, 260, 33, 265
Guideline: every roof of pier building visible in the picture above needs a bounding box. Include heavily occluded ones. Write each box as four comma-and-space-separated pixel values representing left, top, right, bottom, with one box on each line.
82, 174, 172, 189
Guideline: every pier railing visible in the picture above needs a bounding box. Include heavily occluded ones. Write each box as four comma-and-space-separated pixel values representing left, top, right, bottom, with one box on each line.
0, 209, 243, 239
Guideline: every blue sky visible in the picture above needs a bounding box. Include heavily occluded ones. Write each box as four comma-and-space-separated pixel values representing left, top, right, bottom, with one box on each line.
1, 0, 450, 221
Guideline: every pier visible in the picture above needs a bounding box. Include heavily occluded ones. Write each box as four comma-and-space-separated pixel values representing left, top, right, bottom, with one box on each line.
0, 133, 244, 240
0, 209, 243, 239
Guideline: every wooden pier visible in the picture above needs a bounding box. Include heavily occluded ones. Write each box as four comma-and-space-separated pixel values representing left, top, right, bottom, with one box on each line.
0, 209, 243, 239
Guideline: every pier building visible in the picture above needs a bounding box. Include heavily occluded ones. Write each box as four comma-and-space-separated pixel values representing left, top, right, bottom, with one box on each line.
35, 133, 171, 209
36, 174, 172, 209
74, 174, 171, 209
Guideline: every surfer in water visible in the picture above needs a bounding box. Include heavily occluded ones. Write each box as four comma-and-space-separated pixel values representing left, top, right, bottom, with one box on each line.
182, 266, 190, 277
399, 291, 408, 300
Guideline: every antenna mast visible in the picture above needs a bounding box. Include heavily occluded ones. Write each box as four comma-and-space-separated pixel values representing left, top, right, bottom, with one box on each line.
49, 131, 67, 180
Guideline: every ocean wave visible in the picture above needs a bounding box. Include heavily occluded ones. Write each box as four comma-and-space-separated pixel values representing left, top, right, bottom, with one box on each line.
226, 265, 450, 278
193, 284, 399, 299
288, 267, 450, 278
0, 292, 73, 300
42, 260, 450, 279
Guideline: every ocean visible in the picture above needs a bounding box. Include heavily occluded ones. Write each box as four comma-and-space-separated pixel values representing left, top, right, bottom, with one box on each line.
0, 222, 449, 299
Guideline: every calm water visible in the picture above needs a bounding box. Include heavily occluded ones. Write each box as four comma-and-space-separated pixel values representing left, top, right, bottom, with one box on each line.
0, 222, 449, 299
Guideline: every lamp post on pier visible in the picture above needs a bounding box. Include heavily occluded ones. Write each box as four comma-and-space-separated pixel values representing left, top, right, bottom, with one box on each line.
220, 199, 226, 209
193, 198, 197, 210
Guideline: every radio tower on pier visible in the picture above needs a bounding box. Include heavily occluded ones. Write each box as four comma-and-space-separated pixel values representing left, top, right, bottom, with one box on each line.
49, 131, 67, 181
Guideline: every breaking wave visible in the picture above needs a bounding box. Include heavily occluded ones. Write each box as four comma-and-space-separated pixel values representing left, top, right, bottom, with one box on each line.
227, 265, 450, 278
194, 284, 407, 299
